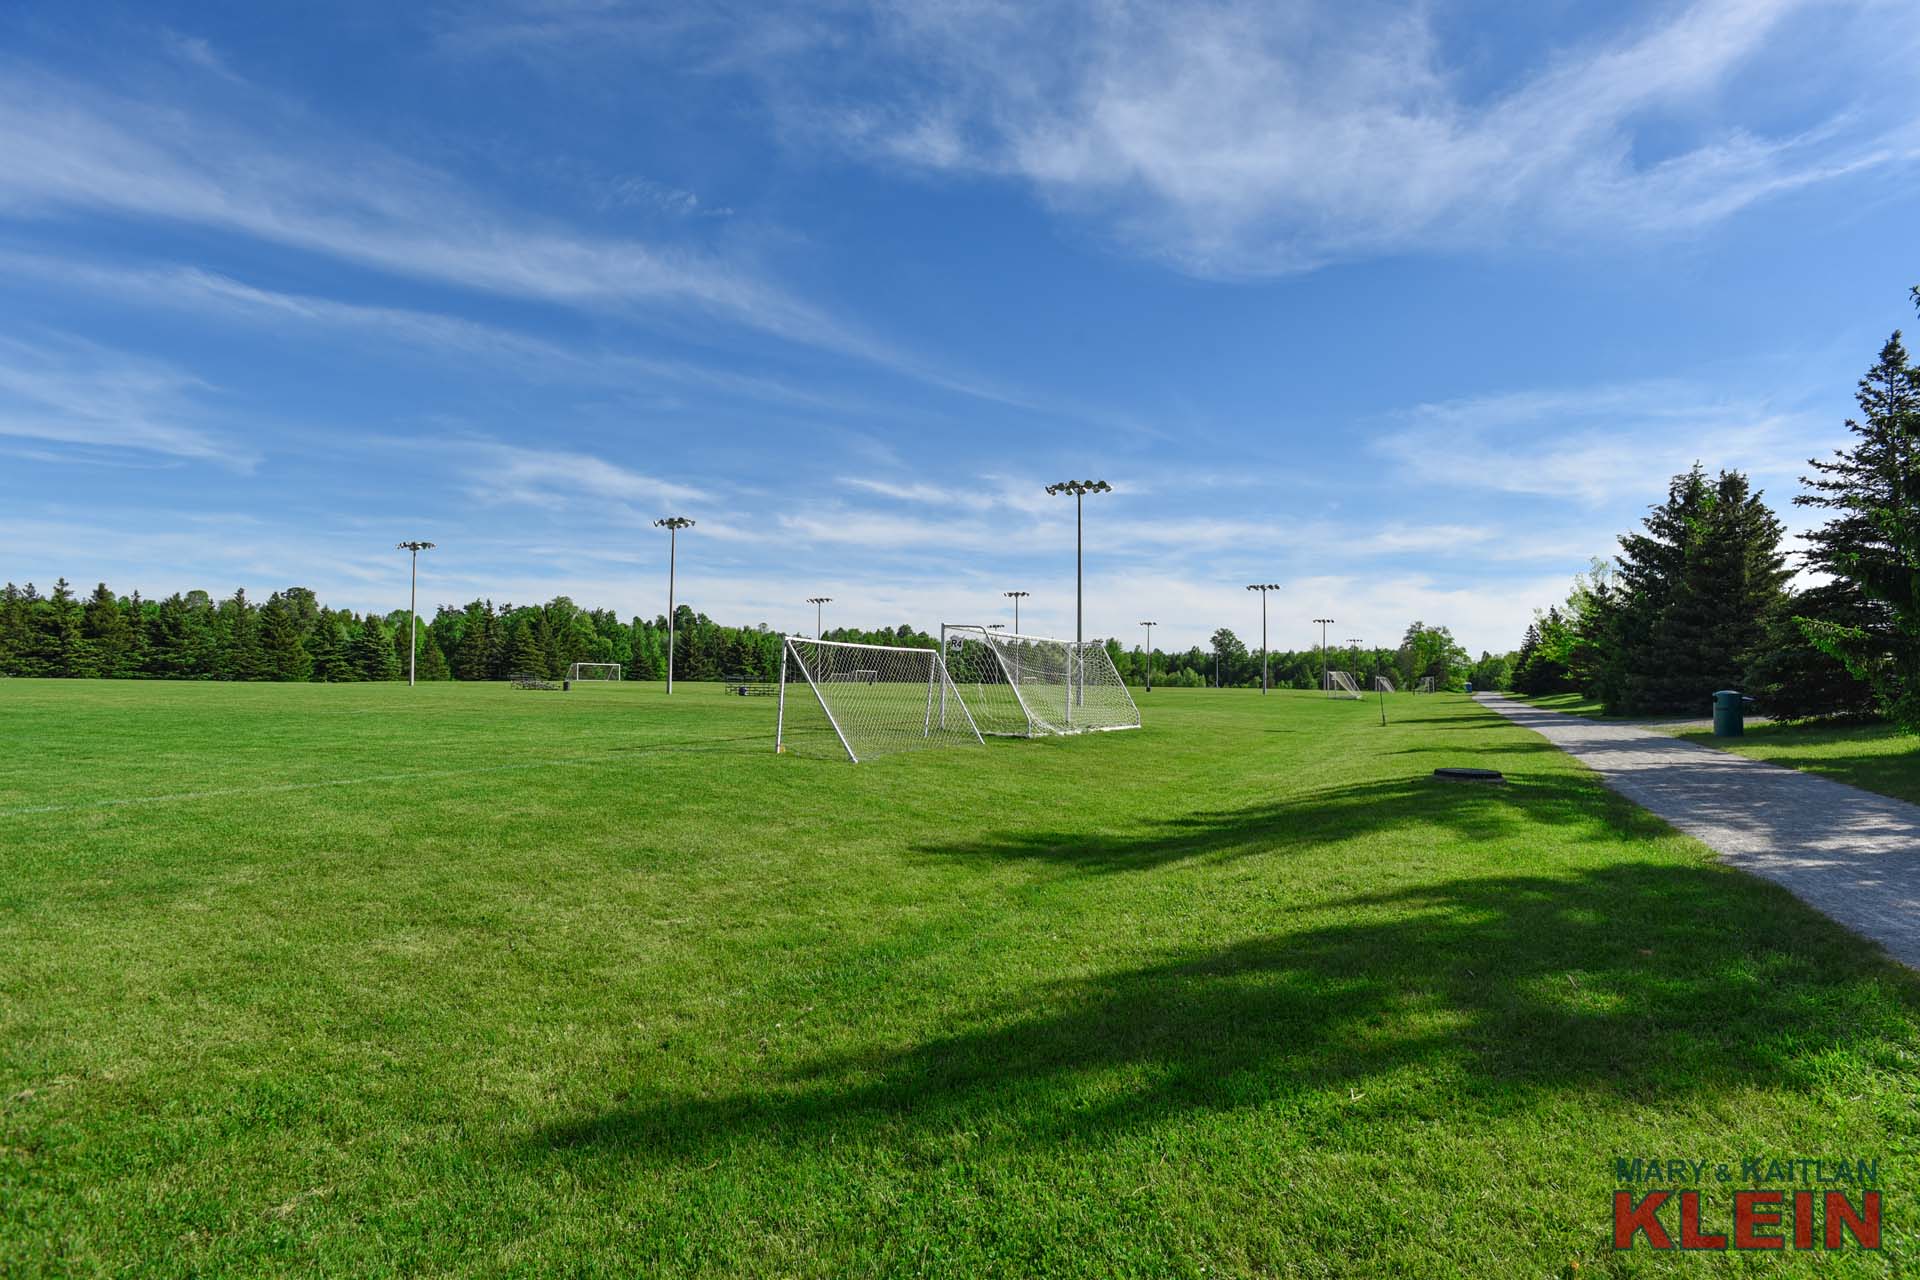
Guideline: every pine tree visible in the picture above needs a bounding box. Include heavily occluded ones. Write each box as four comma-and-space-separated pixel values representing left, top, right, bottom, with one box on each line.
220, 588, 266, 681
349, 614, 400, 681
258, 592, 313, 682
508, 617, 547, 678
80, 583, 134, 678
0, 583, 34, 676
456, 601, 496, 681
308, 616, 350, 682
417, 636, 451, 680
38, 579, 85, 677
1796, 315, 1920, 728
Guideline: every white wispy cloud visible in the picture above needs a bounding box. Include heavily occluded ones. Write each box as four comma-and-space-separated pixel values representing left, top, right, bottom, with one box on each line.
0, 63, 888, 358
1378, 381, 1825, 505
0, 334, 250, 467
508, 0, 1920, 278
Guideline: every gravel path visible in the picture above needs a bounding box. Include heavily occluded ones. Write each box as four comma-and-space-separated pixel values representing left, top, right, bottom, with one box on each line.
1477, 693, 1920, 969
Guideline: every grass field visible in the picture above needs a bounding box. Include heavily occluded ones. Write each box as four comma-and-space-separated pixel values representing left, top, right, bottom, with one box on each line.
5, 680, 1918, 1277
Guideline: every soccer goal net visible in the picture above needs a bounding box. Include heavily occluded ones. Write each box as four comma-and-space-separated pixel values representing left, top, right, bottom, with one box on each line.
940, 625, 1142, 737
567, 662, 622, 681
1326, 670, 1363, 699
1415, 676, 1436, 694
777, 637, 983, 763
1374, 675, 1396, 693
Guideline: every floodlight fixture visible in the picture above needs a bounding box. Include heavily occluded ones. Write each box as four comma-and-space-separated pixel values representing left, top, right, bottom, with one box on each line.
1313, 618, 1336, 692
806, 596, 833, 640
653, 517, 695, 694
396, 541, 436, 687
1247, 584, 1282, 693
1003, 589, 1029, 633
1045, 480, 1112, 719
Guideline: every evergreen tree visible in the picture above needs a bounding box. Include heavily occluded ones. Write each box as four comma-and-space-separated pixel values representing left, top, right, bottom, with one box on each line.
507, 617, 547, 677
0, 583, 37, 676
220, 588, 266, 681
456, 601, 496, 681
1795, 315, 1920, 728
349, 614, 400, 681
258, 592, 314, 682
308, 616, 350, 682
81, 583, 135, 678
417, 636, 452, 680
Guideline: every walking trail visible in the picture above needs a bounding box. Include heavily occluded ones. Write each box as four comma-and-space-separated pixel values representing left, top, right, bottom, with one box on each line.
1476, 693, 1920, 969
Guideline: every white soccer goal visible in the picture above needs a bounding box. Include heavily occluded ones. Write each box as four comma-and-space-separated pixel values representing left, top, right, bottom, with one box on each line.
1374, 675, 1396, 693
776, 637, 982, 763
940, 625, 1142, 737
1415, 676, 1436, 694
1326, 670, 1363, 699
567, 662, 622, 681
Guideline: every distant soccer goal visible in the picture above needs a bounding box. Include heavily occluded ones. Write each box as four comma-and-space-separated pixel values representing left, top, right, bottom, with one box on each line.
1374, 675, 1396, 693
940, 625, 1141, 737
1415, 676, 1436, 694
776, 637, 982, 763
567, 662, 621, 682
1326, 670, 1363, 699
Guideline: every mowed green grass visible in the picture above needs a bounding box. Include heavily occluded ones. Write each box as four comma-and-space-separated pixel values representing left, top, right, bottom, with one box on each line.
4, 681, 1919, 1277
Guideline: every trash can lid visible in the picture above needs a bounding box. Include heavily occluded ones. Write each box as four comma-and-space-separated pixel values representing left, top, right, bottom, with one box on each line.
1713, 689, 1743, 696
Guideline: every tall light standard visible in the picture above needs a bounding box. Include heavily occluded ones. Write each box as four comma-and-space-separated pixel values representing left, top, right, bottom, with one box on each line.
653, 517, 694, 694
1003, 589, 1029, 634
1139, 620, 1156, 693
807, 596, 833, 641
1247, 584, 1280, 693
1045, 479, 1110, 716
1313, 617, 1335, 692
396, 541, 434, 687
1348, 638, 1364, 685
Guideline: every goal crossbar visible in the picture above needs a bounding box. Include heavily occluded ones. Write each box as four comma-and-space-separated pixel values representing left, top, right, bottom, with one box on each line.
567, 662, 622, 681
940, 624, 1141, 737
776, 636, 983, 763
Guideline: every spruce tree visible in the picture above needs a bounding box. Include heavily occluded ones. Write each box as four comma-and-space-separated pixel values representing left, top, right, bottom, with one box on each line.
349, 614, 400, 681
81, 583, 134, 678
1796, 315, 1920, 728
258, 592, 313, 682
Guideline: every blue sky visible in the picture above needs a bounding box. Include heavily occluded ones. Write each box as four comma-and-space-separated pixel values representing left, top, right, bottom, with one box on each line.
3, 0, 1917, 654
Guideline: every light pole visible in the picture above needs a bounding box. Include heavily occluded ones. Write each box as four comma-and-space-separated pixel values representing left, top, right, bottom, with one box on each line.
1247, 584, 1280, 693
396, 541, 434, 687
1139, 620, 1156, 693
1045, 479, 1110, 717
1003, 589, 1029, 634
653, 517, 694, 694
807, 596, 832, 641
1313, 617, 1335, 692
1347, 638, 1364, 686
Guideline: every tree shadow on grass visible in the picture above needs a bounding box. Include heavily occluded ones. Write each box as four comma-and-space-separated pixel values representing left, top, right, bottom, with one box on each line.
528, 862, 1920, 1170
906, 768, 1652, 875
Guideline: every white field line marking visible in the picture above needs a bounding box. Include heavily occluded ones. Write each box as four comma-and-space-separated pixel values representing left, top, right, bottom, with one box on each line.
3, 750, 660, 818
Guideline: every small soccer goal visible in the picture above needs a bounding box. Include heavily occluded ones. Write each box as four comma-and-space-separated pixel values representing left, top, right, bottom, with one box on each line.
1326, 670, 1363, 699
1415, 676, 1436, 694
776, 636, 982, 763
566, 662, 622, 682
1374, 675, 1396, 693
940, 625, 1142, 737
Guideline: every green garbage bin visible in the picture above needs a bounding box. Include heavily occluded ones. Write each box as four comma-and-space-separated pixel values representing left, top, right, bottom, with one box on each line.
1712, 689, 1745, 737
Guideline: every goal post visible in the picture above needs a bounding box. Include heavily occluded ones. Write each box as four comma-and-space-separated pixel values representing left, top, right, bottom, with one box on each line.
1373, 674, 1396, 693
776, 636, 983, 763
1326, 670, 1363, 699
1415, 676, 1436, 694
567, 662, 622, 681
940, 625, 1141, 737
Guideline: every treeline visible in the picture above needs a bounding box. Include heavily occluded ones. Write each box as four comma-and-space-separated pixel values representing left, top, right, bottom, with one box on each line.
1512, 284, 1920, 726
0, 581, 1492, 695
0, 584, 803, 684
1121, 620, 1481, 691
